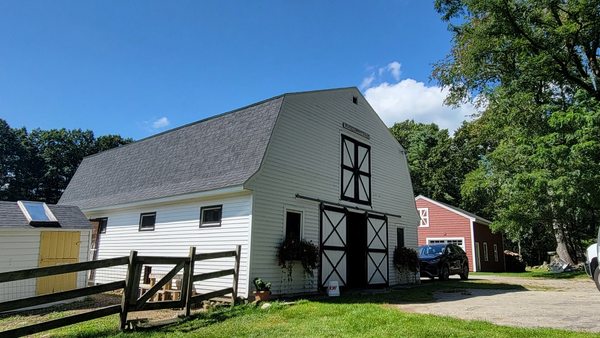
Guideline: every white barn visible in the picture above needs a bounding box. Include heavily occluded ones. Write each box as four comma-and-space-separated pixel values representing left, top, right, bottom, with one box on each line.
59, 87, 419, 298
0, 201, 91, 302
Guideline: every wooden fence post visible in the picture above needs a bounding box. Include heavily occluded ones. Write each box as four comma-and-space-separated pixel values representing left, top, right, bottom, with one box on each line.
120, 250, 138, 330
184, 246, 196, 317
231, 245, 241, 306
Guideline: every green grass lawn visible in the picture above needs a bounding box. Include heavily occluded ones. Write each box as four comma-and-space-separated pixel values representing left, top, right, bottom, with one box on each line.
2, 279, 594, 337
471, 268, 588, 279
45, 301, 592, 338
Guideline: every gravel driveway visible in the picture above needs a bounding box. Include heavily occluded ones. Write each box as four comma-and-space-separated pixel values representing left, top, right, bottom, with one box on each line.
396, 275, 600, 332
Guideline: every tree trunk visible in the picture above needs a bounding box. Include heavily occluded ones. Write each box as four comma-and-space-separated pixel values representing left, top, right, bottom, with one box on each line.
553, 221, 576, 265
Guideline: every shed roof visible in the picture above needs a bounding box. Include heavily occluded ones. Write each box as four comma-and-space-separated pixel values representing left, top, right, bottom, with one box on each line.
0, 201, 91, 229
415, 195, 492, 225
59, 95, 285, 210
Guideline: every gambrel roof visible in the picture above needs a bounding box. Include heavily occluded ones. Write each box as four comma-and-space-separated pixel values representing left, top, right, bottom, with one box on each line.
415, 195, 491, 225
59, 95, 285, 210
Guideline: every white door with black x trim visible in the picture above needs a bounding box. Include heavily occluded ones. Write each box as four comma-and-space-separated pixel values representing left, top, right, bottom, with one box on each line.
320, 205, 347, 287
366, 214, 388, 286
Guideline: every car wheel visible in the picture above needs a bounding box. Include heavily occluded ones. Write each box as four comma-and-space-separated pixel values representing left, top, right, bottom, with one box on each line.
594, 267, 600, 292
439, 265, 450, 281
459, 264, 469, 280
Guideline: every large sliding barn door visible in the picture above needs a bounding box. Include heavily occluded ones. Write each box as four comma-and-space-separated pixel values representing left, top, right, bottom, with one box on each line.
320, 205, 347, 287
366, 214, 388, 286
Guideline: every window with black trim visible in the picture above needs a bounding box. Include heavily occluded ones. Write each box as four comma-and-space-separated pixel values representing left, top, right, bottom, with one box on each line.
200, 205, 222, 227
397, 227, 405, 248
139, 212, 156, 231
98, 218, 108, 234
285, 210, 302, 243
341, 135, 371, 204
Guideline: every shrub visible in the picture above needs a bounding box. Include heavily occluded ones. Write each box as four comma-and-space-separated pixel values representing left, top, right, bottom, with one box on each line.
393, 246, 419, 272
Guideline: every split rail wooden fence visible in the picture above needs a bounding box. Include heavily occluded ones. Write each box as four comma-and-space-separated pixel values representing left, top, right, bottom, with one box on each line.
0, 245, 241, 337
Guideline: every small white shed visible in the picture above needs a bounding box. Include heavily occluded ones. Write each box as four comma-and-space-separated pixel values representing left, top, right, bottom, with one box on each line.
0, 201, 92, 302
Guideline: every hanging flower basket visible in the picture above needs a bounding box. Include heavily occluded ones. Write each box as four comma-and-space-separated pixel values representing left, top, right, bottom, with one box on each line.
277, 239, 319, 279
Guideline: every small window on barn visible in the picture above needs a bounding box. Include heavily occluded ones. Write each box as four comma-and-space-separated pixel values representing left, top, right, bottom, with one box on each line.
418, 208, 429, 227
483, 242, 489, 262
200, 205, 222, 227
493, 244, 499, 262
285, 210, 302, 243
139, 212, 156, 231
97, 218, 108, 234
397, 227, 405, 248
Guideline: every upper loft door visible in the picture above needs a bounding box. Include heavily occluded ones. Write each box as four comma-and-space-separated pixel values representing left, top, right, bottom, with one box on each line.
341, 135, 371, 205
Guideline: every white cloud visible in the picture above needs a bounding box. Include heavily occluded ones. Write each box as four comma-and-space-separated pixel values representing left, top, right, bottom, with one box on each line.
151, 117, 170, 129
360, 74, 375, 90
363, 79, 477, 133
386, 61, 401, 81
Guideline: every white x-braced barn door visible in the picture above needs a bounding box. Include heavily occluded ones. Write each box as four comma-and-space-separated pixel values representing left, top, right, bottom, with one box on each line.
320, 205, 347, 287
366, 214, 388, 285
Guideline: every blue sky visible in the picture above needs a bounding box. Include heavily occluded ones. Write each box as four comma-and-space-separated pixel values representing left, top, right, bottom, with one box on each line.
0, 1, 474, 140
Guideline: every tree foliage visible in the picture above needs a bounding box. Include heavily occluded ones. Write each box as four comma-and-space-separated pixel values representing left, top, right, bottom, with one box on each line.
434, 0, 600, 264
0, 119, 132, 203
390, 120, 489, 210
390, 121, 458, 204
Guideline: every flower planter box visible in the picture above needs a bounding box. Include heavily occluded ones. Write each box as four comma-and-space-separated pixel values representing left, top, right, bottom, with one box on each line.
253, 290, 271, 302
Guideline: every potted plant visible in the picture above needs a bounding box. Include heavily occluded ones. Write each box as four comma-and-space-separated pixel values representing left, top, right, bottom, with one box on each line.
253, 277, 272, 302
393, 246, 420, 283
277, 239, 319, 280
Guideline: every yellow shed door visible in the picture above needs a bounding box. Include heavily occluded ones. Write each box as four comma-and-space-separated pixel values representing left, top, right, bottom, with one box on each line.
37, 231, 81, 295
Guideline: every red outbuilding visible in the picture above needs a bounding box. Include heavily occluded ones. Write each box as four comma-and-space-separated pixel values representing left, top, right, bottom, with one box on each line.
415, 195, 505, 272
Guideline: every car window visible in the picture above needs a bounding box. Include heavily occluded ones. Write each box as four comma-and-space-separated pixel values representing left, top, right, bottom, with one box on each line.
420, 245, 444, 256
445, 245, 453, 254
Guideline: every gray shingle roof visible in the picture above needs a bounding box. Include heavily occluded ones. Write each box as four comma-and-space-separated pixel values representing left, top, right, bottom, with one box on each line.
59, 96, 284, 210
0, 201, 91, 229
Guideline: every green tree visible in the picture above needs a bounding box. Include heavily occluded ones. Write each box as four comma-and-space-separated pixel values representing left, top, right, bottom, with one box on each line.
434, 0, 600, 264
391, 120, 460, 204
0, 119, 132, 203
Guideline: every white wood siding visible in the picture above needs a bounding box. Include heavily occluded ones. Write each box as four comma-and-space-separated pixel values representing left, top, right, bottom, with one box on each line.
246, 88, 419, 294
86, 193, 252, 298
0, 228, 90, 303
387, 216, 419, 284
